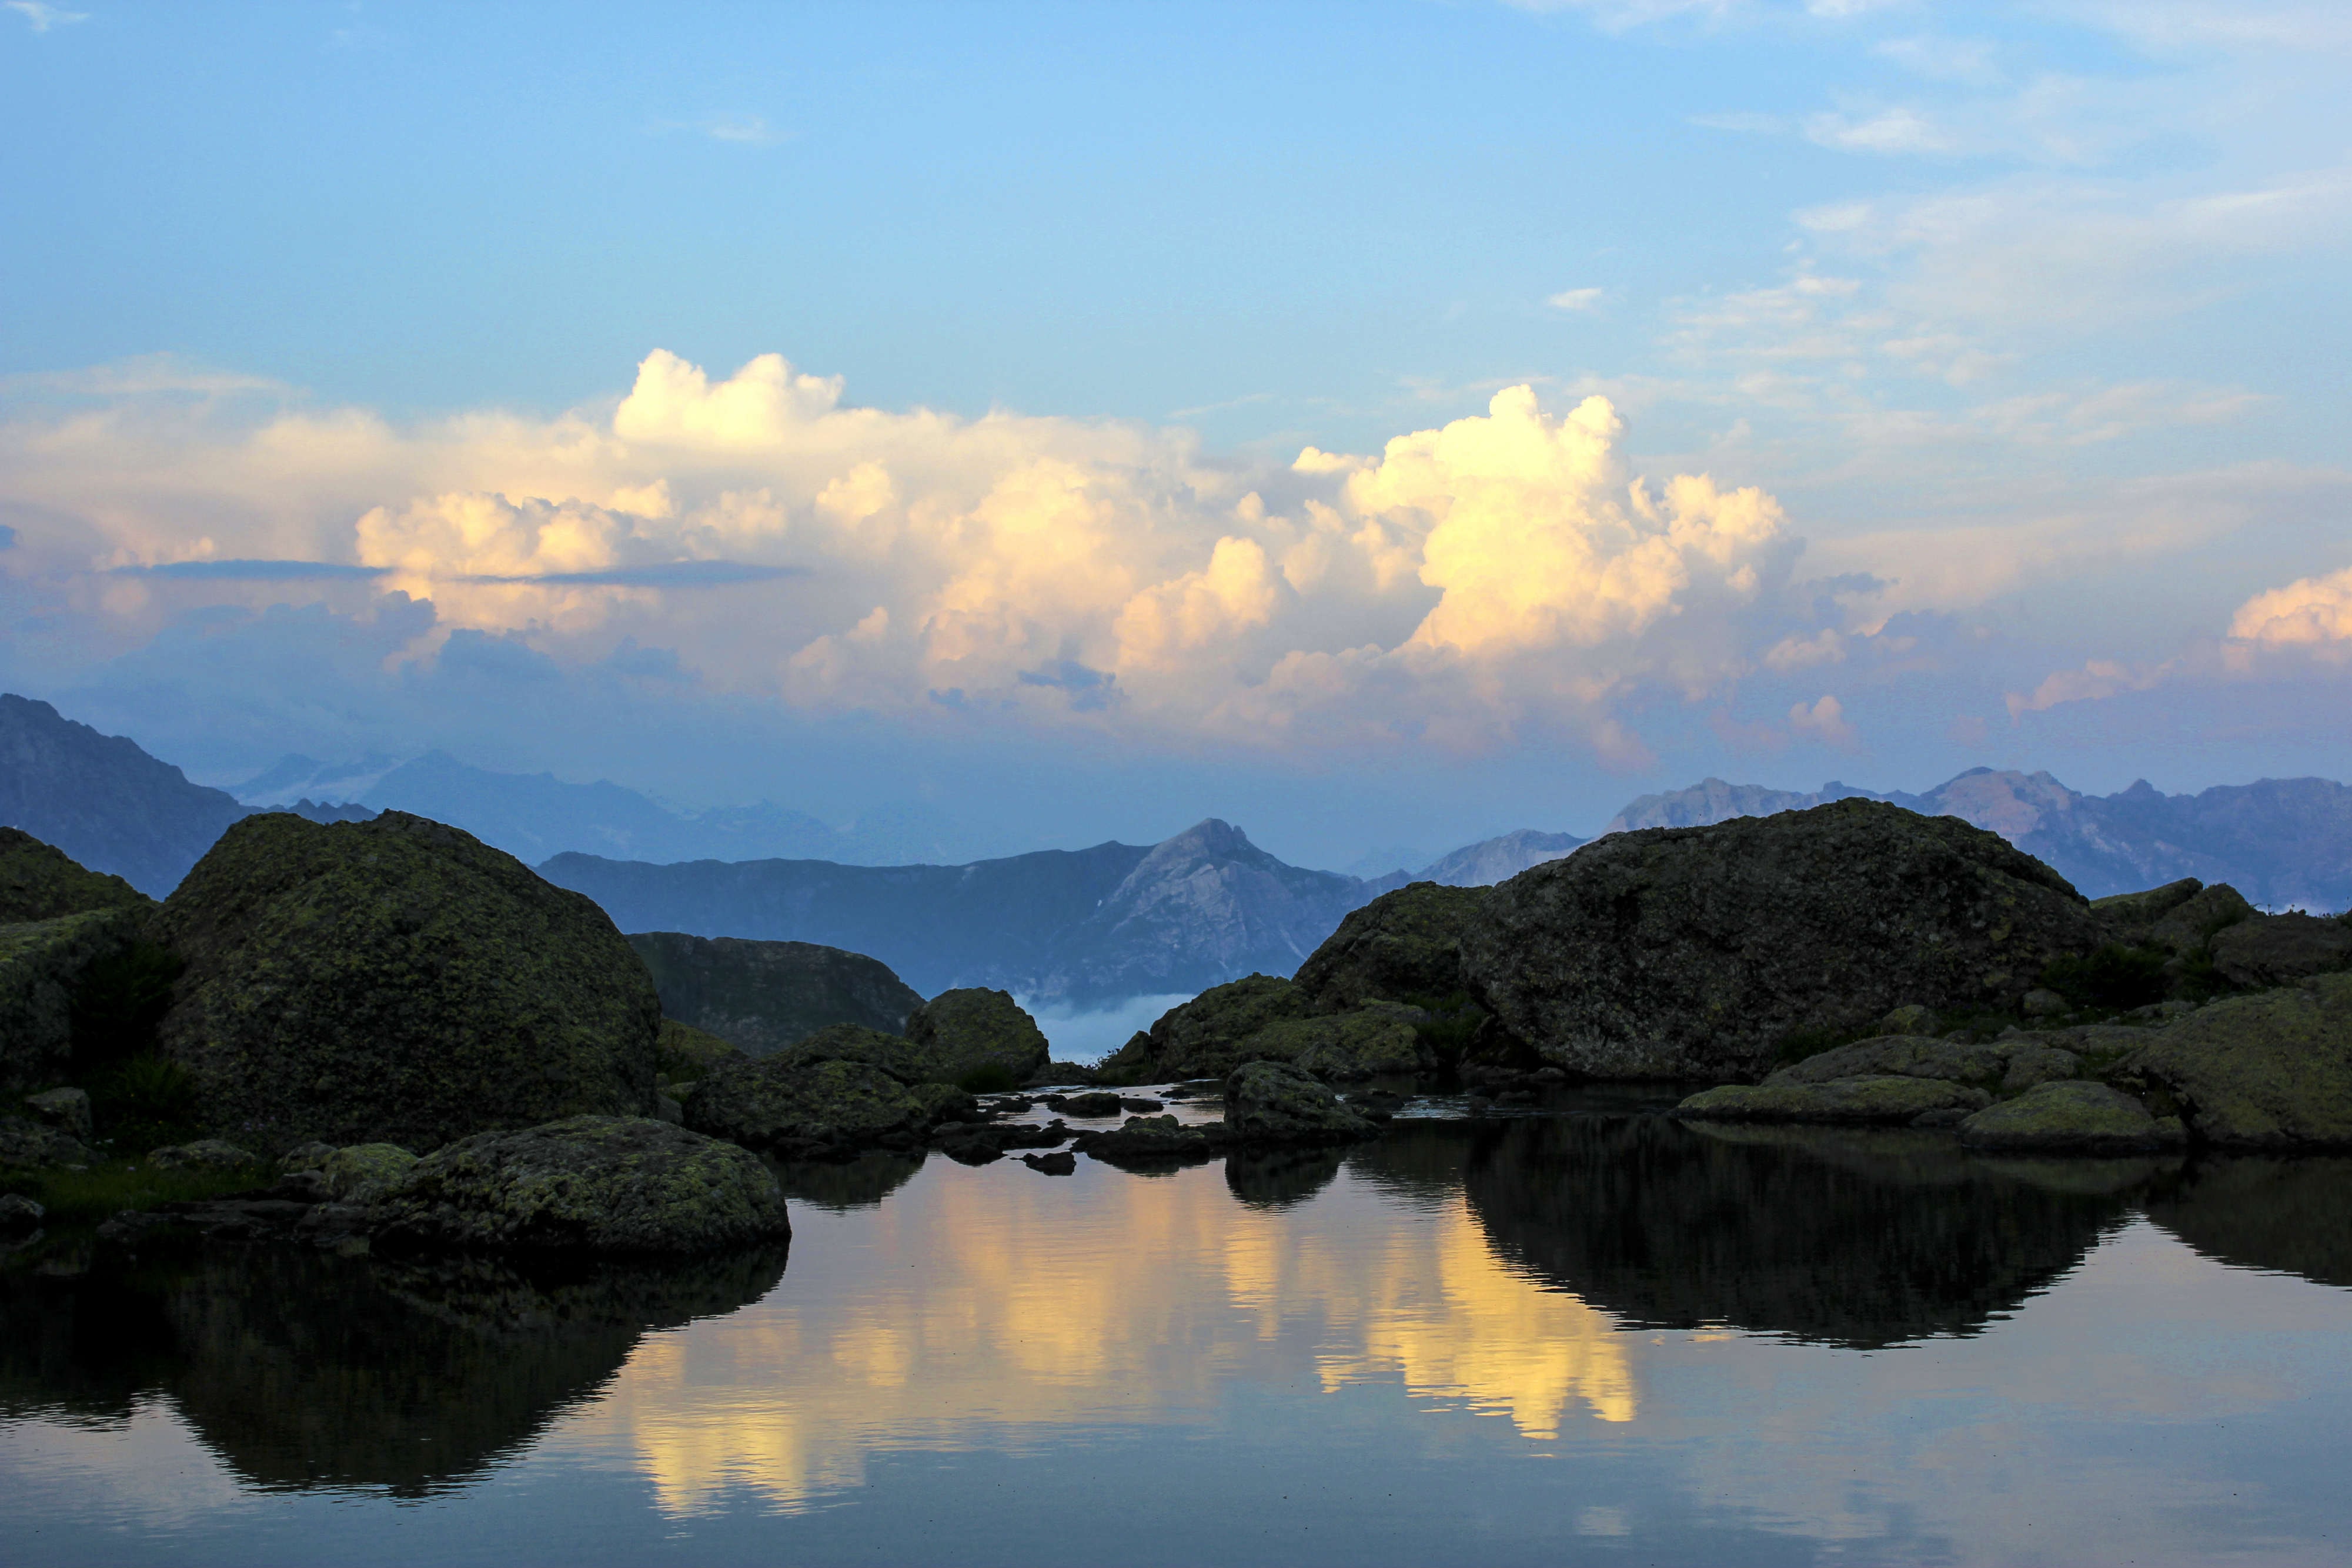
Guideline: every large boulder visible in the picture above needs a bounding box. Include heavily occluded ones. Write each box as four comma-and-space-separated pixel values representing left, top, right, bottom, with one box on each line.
681, 1024, 971, 1157
1235, 1007, 1426, 1081
654, 1018, 744, 1081
2116, 975, 2352, 1149
368, 1116, 789, 1255
1114, 975, 1314, 1081
1459, 800, 2106, 1081
0, 1113, 91, 1168
1222, 1059, 1381, 1145
0, 907, 145, 1093
0, 826, 151, 923
1958, 1081, 2184, 1155
1675, 1076, 1992, 1126
151, 812, 660, 1152
1291, 882, 1489, 1009
626, 932, 923, 1057
2209, 914, 2352, 989
904, 989, 1050, 1086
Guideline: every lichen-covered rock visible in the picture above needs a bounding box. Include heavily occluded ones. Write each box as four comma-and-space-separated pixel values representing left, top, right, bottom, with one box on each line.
1130, 975, 1314, 1080
1959, 1081, 2184, 1154
1460, 800, 2106, 1082
1675, 1076, 1992, 1125
2146, 884, 2255, 955
2090, 878, 2206, 932
151, 811, 660, 1152
1074, 1112, 1216, 1166
369, 1115, 789, 1254
0, 907, 145, 1093
0, 1113, 91, 1168
682, 1053, 928, 1155
148, 1138, 259, 1171
655, 1018, 744, 1080
904, 989, 1050, 1085
1768, 1033, 2081, 1094
23, 1086, 91, 1140
319, 1142, 419, 1201
1222, 1059, 1381, 1145
1292, 882, 1490, 1010
2209, 914, 2352, 989
0, 826, 151, 924
1879, 1003, 1939, 1035
2116, 975, 2352, 1149
1247, 1007, 1426, 1082
627, 932, 923, 1057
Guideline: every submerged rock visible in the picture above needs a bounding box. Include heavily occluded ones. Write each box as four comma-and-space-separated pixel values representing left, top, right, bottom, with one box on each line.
627, 932, 923, 1057
904, 988, 1051, 1086
371, 1115, 789, 1254
1459, 800, 2105, 1082
1222, 1060, 1381, 1145
2117, 974, 2352, 1149
1291, 882, 1490, 1010
152, 812, 660, 1152
1958, 1081, 2184, 1155
1075, 1113, 1217, 1168
1675, 1076, 1992, 1126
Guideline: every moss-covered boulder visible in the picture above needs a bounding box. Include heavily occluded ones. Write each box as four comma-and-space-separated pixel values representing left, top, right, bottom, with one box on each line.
319, 1143, 418, 1201
0, 827, 151, 924
1674, 1076, 1992, 1125
2209, 914, 2352, 989
2146, 884, 2256, 955
1292, 882, 1490, 1010
2090, 877, 2206, 931
1223, 1059, 1381, 1145
681, 1053, 930, 1157
147, 1138, 260, 1171
1766, 1032, 2091, 1095
904, 988, 1050, 1086
0, 1114, 91, 1168
1958, 1081, 2184, 1154
369, 1115, 789, 1254
1242, 1006, 1425, 1082
2116, 975, 2352, 1149
1461, 800, 2106, 1082
626, 932, 923, 1057
655, 1018, 744, 1081
1103, 975, 1313, 1082
0, 907, 145, 1092
151, 811, 660, 1152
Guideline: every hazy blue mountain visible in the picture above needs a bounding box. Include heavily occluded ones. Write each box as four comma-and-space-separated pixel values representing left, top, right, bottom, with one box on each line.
1417, 828, 1587, 887
542, 818, 1390, 1003
0, 694, 249, 897
233, 753, 402, 807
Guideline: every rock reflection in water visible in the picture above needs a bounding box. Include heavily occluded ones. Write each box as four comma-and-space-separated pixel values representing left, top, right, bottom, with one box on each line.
1460, 1114, 2141, 1347
0, 1243, 786, 1495
770, 1150, 927, 1211
1224, 1145, 1345, 1208
2145, 1156, 2352, 1287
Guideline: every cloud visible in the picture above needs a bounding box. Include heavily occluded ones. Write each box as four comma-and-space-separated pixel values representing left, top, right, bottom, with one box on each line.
1788, 691, 1857, 745
5, 2, 88, 32
2229, 564, 2352, 647
2005, 658, 2168, 717
1547, 287, 1606, 311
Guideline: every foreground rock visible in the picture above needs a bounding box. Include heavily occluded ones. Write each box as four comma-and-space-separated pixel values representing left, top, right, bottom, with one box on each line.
1765, 1027, 2142, 1095
683, 1025, 978, 1159
1074, 1113, 1218, 1167
1223, 1061, 1381, 1145
0, 1113, 92, 1168
0, 825, 151, 924
152, 811, 660, 1152
0, 907, 146, 1094
904, 988, 1051, 1086
1291, 882, 1489, 1009
1959, 1082, 2186, 1154
370, 1116, 789, 1253
1675, 1076, 1992, 1126
1461, 800, 2107, 1081
2117, 975, 2352, 1149
2209, 915, 2352, 989
626, 932, 924, 1056
1100, 975, 1428, 1084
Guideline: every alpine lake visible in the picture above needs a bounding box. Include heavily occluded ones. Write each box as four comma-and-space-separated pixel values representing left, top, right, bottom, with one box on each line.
6, 1084, 2351, 1567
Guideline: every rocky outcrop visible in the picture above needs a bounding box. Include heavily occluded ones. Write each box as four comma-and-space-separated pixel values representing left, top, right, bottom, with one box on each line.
1101, 975, 1427, 1084
0, 826, 152, 923
2116, 975, 2352, 1149
1222, 1060, 1380, 1145
151, 811, 660, 1152
1675, 1076, 1992, 1126
1957, 1081, 2185, 1154
1461, 800, 2107, 1082
2209, 914, 2352, 989
626, 932, 923, 1057
1235, 1008, 1425, 1081
1291, 882, 1488, 1010
370, 1116, 789, 1254
0, 906, 145, 1093
904, 988, 1050, 1086
0, 1114, 91, 1168
681, 1025, 981, 1159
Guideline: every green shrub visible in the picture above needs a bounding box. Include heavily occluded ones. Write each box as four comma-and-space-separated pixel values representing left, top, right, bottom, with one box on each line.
90, 1052, 203, 1152
954, 1062, 1020, 1094
2040, 944, 2169, 1009
1404, 991, 1488, 1068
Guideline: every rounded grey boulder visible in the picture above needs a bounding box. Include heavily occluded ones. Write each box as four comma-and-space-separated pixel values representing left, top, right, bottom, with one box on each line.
1958, 1081, 2185, 1155
1223, 1060, 1381, 1145
904, 988, 1051, 1085
370, 1115, 790, 1253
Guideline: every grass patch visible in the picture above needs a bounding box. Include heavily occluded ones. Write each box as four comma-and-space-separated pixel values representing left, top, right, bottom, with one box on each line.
88, 1053, 204, 1153
0, 1156, 270, 1228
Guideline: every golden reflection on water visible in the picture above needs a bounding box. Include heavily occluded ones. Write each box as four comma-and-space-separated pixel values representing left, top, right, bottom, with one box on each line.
563, 1159, 1632, 1515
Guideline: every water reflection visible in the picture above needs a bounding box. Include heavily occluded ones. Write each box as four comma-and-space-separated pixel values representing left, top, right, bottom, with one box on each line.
2146, 1156, 2352, 1286
0, 1243, 785, 1495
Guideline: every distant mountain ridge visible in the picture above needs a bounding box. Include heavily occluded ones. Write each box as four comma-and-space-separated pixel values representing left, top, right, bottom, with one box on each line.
0, 695, 248, 897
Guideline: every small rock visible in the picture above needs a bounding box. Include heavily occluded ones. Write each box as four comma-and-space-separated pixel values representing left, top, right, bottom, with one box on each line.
319, 1142, 419, 1201
1047, 1091, 1124, 1118
1958, 1081, 2186, 1155
1021, 1150, 1078, 1175
0, 1114, 89, 1169
1118, 1097, 1166, 1113
1880, 1003, 1939, 1035
1224, 1060, 1381, 1145
146, 1138, 259, 1171
2022, 989, 2069, 1019
22, 1088, 91, 1140
1675, 1076, 1993, 1125
278, 1141, 338, 1176
1999, 1045, 2079, 1093
0, 1192, 45, 1236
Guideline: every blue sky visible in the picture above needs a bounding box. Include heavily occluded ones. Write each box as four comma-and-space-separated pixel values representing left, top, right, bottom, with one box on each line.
3, 1, 2349, 868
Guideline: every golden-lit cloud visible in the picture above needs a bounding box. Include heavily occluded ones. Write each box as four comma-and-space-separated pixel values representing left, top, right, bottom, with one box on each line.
2229, 563, 2352, 647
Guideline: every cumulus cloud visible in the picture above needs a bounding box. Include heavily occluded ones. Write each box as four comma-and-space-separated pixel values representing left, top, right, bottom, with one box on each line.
1788, 692, 1857, 745
1548, 287, 1605, 311
2229, 563, 2352, 647
0, 350, 1838, 760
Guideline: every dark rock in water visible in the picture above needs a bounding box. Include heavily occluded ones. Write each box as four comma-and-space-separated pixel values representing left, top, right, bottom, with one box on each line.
1461, 800, 2106, 1082
0, 906, 146, 1094
370, 1115, 789, 1254
684, 1053, 929, 1156
2143, 1156, 2352, 1288
1223, 1061, 1380, 1145
1045, 1091, 1124, 1118
654, 1018, 744, 1080
1959, 1081, 2184, 1154
1676, 1076, 1992, 1125
0, 825, 152, 924
1292, 882, 1490, 1010
152, 812, 660, 1152
1224, 1145, 1344, 1209
627, 931, 924, 1057
1463, 1113, 2137, 1349
930, 1118, 1068, 1165
1074, 1113, 1216, 1168
0, 1114, 91, 1167
2209, 914, 2352, 988
2116, 974, 2352, 1148
1118, 1097, 1165, 1112
905, 988, 1051, 1086
1021, 1150, 1077, 1175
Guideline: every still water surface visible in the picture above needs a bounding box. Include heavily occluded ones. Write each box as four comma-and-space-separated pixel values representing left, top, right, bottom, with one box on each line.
6, 1102, 2351, 1566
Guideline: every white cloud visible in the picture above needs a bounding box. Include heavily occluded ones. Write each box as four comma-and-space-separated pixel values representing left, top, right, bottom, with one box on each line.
1788, 691, 1857, 745
5, 2, 88, 32
1548, 287, 1606, 311
2229, 564, 2352, 647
